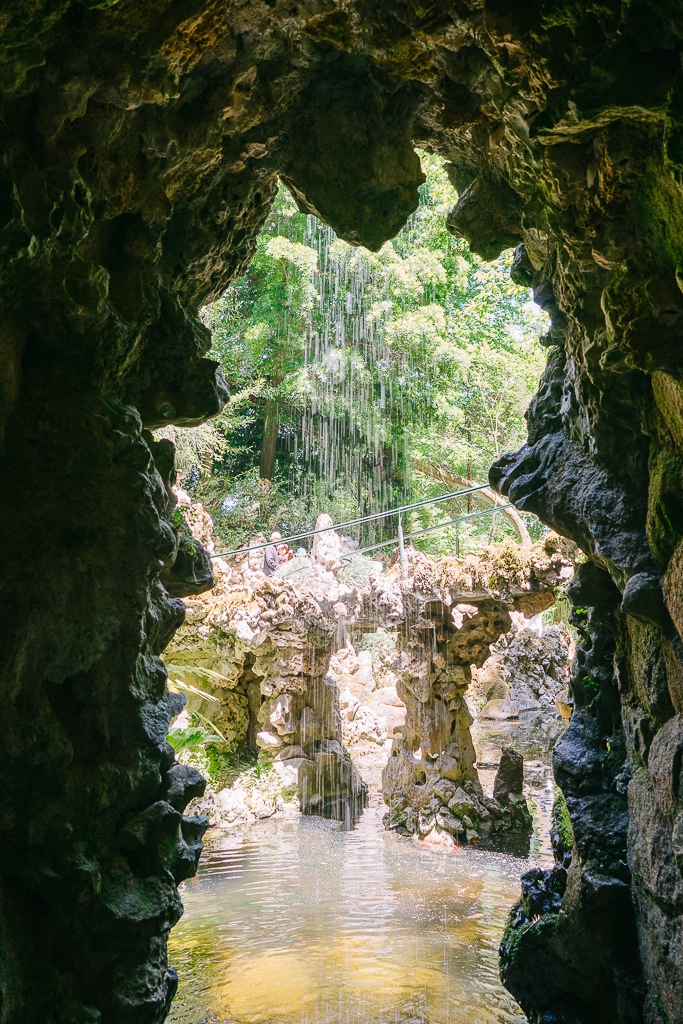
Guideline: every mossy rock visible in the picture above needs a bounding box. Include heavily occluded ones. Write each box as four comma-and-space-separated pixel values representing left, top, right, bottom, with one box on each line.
647, 441, 683, 566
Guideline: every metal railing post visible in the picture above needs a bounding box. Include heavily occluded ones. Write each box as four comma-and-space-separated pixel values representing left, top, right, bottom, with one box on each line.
455, 524, 460, 559
397, 510, 407, 578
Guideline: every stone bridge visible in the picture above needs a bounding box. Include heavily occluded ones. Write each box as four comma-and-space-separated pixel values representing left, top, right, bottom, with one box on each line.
167, 514, 571, 839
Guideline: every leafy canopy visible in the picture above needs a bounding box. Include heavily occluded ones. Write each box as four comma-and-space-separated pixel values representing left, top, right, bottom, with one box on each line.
175, 154, 548, 554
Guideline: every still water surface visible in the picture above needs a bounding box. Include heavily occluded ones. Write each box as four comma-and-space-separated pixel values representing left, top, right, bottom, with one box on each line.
168, 712, 564, 1024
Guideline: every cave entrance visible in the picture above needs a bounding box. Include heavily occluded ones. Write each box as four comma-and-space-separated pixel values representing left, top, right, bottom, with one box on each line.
241, 653, 262, 752
165, 589, 571, 1022
165, 650, 565, 1024
106, 122, 571, 1024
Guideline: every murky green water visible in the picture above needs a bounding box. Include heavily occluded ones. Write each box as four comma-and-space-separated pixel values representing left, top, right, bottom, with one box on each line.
168, 712, 563, 1024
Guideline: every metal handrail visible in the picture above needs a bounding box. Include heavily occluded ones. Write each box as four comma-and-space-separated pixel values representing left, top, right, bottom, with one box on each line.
245, 501, 515, 580
339, 503, 514, 560
209, 483, 491, 560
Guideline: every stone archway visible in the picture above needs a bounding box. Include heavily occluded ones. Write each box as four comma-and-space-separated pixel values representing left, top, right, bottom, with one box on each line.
2, 5, 683, 1022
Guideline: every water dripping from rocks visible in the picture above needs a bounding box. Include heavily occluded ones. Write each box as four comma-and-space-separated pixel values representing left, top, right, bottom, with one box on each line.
167, 711, 561, 1024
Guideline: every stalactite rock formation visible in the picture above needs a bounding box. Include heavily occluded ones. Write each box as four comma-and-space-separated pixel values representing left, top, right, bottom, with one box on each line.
164, 542, 366, 820
3, 3, 683, 1021
377, 539, 570, 845
171, 515, 568, 844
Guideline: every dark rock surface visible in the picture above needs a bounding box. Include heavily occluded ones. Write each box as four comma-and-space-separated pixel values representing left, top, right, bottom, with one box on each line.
493, 746, 524, 806
2, 3, 683, 1022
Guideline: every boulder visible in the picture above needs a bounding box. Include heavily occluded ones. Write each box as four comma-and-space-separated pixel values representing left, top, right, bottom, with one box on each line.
366, 685, 406, 732
479, 698, 520, 720
257, 730, 283, 750
432, 778, 457, 804
310, 513, 343, 571
494, 747, 525, 806
276, 745, 308, 761
436, 809, 464, 835
448, 787, 478, 818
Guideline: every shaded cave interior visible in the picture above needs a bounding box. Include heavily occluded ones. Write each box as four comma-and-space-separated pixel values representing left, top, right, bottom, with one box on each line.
2, 3, 683, 1024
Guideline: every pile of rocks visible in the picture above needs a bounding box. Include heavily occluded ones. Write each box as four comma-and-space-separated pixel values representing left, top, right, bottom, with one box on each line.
179, 735, 302, 829
384, 747, 532, 846
327, 643, 406, 758
474, 622, 575, 719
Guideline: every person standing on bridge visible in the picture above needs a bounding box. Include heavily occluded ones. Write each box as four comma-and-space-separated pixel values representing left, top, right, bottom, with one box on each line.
263, 531, 282, 576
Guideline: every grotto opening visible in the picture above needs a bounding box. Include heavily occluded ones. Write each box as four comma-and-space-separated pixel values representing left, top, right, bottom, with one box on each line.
2, 3, 683, 1023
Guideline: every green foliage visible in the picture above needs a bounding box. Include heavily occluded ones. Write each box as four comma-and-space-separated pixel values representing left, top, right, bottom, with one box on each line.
166, 664, 231, 688
204, 465, 361, 551
167, 720, 216, 754
484, 538, 533, 589
155, 420, 232, 481
337, 554, 382, 588
202, 745, 265, 792
551, 792, 574, 851
186, 154, 547, 554
656, 998, 672, 1024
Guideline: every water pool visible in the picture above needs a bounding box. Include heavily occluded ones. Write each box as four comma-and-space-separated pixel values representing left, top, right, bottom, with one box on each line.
168, 711, 562, 1024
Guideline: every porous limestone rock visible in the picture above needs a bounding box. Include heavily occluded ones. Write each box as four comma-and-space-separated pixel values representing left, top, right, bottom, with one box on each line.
327, 644, 405, 770
175, 516, 567, 848
189, 757, 301, 830
310, 512, 343, 572
165, 515, 367, 823
473, 621, 575, 713
499, 586, 645, 1024
380, 540, 570, 845
478, 698, 520, 721
3, 5, 683, 1021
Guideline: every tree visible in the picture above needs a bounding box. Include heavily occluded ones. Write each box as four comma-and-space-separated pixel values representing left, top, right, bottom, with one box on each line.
205, 228, 317, 481
196, 155, 548, 553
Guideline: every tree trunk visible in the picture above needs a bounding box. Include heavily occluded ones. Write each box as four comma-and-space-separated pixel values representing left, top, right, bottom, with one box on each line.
259, 399, 279, 480
466, 422, 472, 513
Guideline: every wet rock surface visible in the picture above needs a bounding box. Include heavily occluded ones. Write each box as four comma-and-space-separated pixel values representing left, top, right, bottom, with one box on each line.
171, 513, 568, 853
500, 606, 646, 1023
3, 3, 683, 1020
379, 540, 568, 847
494, 747, 525, 807
165, 525, 367, 825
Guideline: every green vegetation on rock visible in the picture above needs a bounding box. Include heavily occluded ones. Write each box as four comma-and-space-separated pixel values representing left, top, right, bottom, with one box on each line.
552, 792, 575, 853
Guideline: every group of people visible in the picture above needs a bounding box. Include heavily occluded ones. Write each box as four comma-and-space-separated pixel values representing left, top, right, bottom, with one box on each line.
262, 531, 294, 576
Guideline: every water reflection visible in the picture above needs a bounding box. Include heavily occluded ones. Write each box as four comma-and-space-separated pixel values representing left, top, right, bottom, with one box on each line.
473, 710, 566, 862
168, 711, 565, 1024
472, 709, 566, 765
170, 804, 532, 1023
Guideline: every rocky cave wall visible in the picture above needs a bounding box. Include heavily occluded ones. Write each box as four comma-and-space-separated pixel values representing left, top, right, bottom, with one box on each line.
378, 539, 571, 846
165, 534, 367, 820
168, 508, 568, 835
2, 3, 683, 1022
